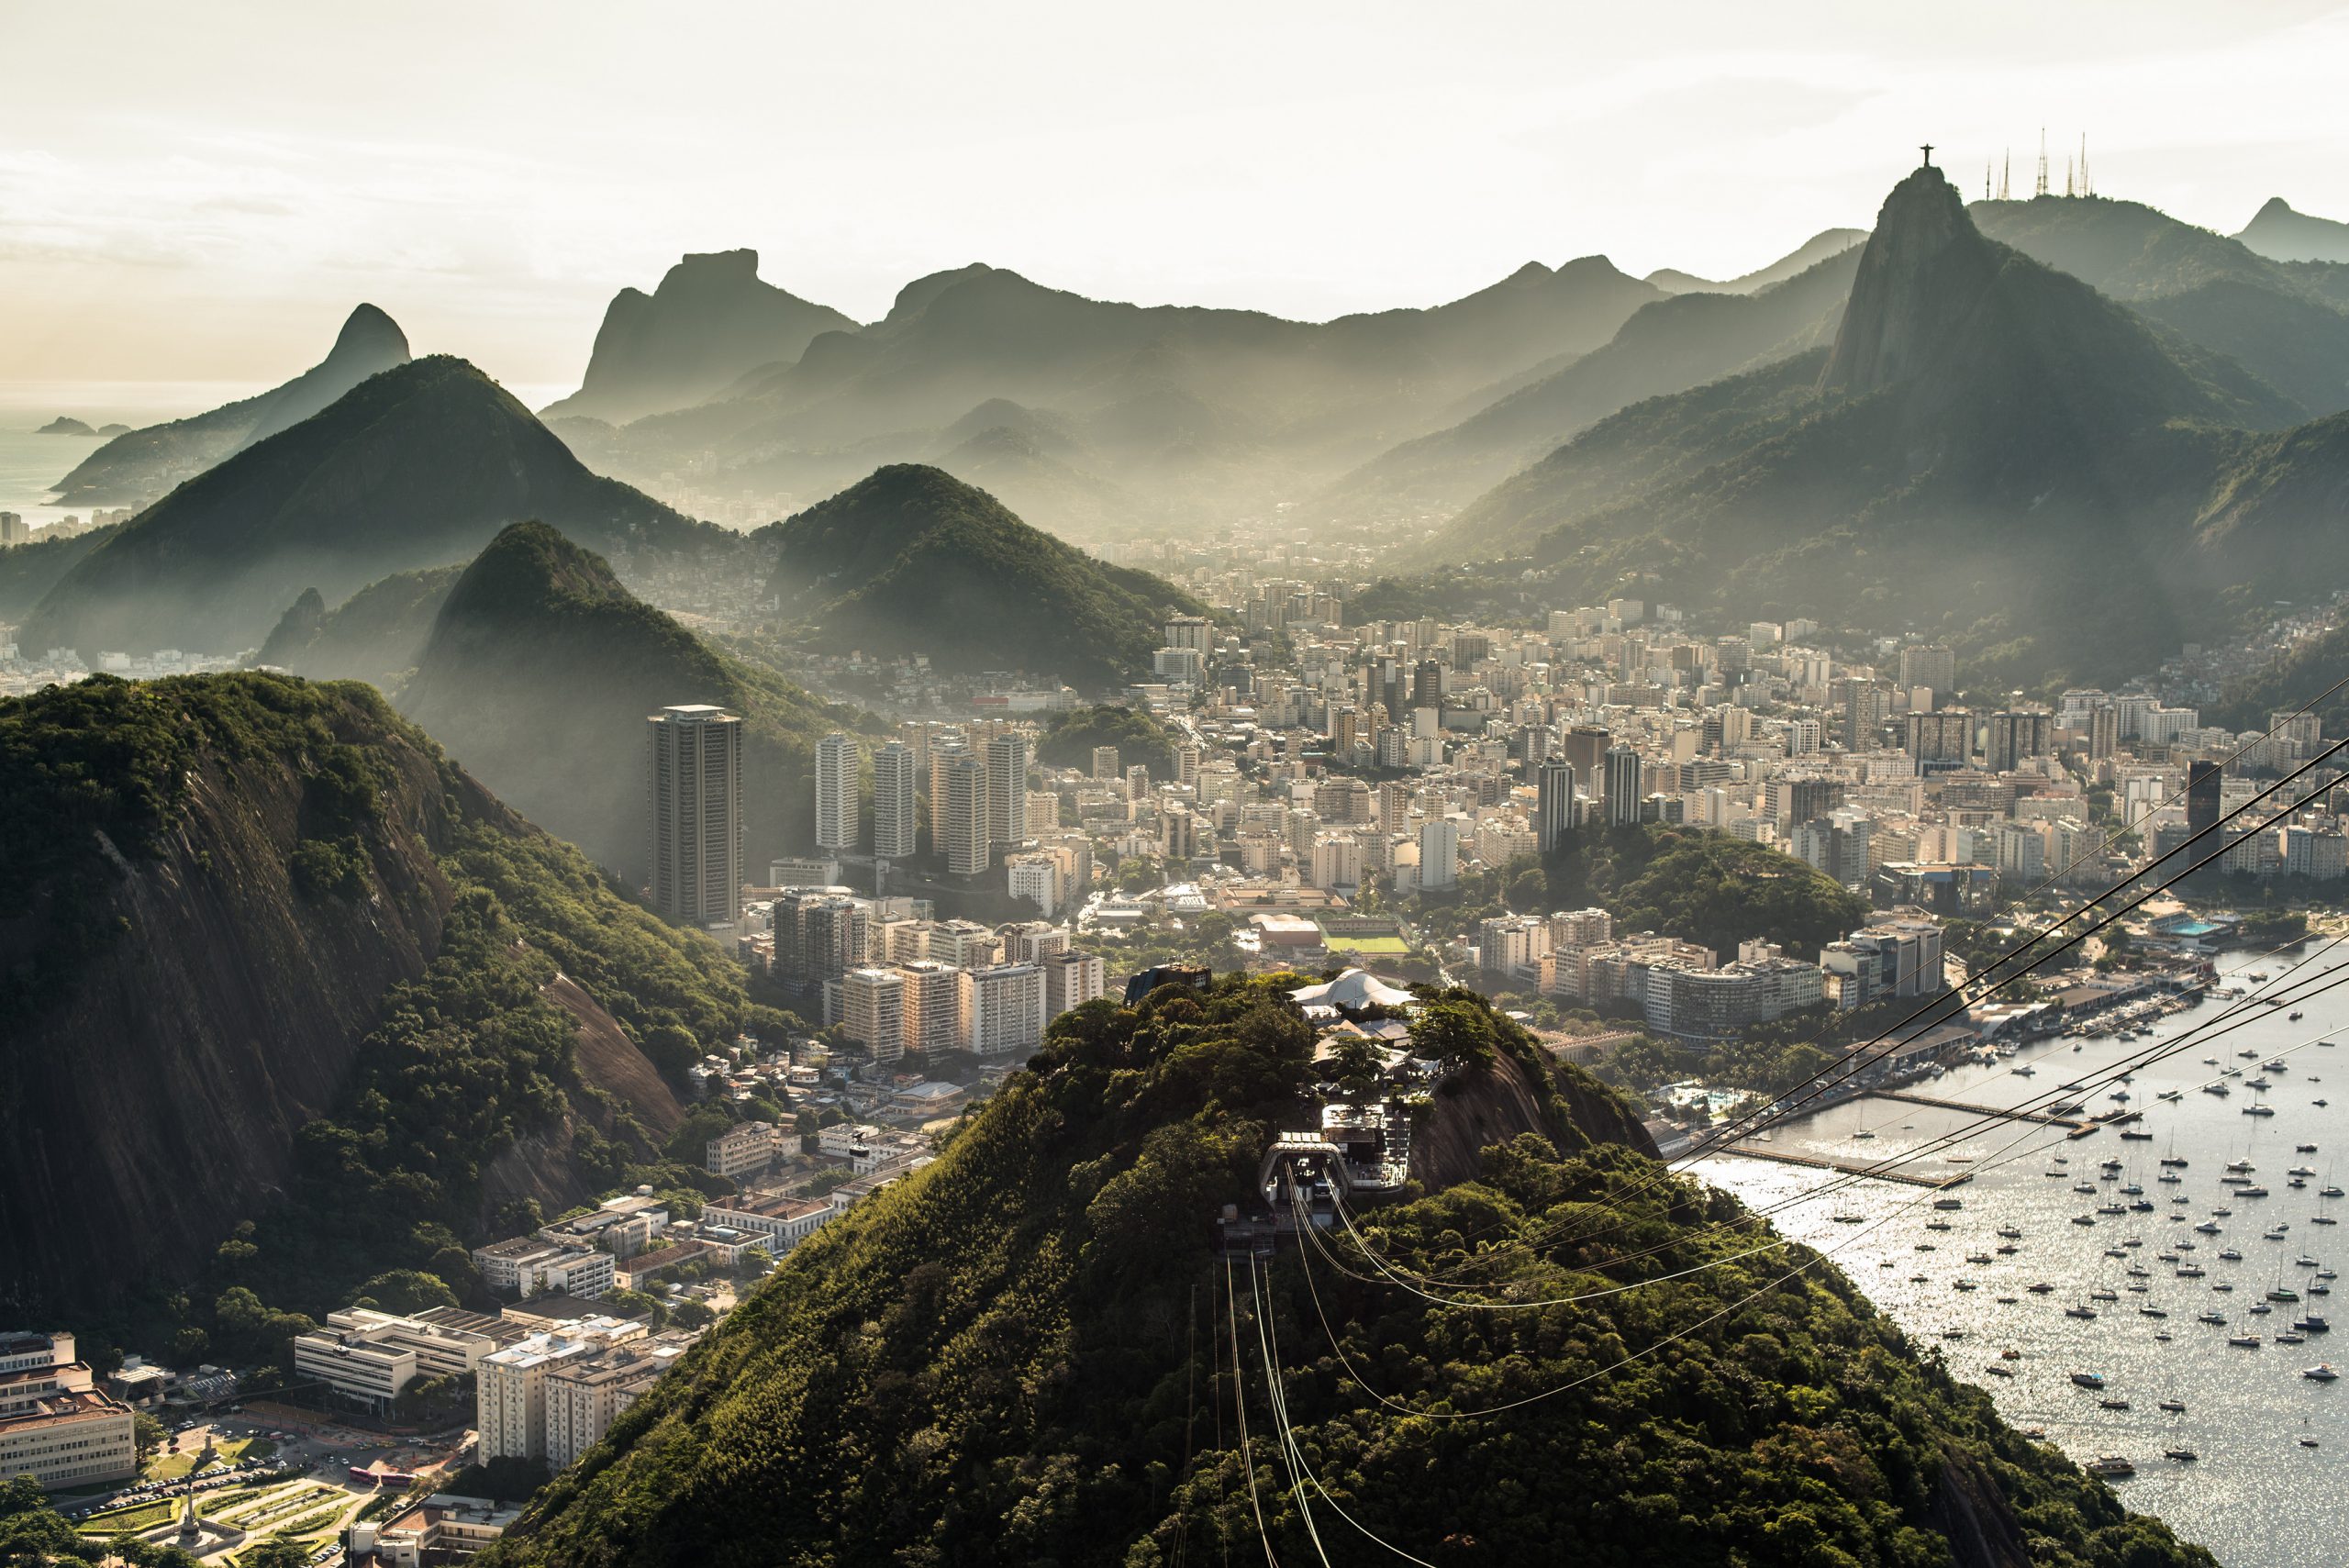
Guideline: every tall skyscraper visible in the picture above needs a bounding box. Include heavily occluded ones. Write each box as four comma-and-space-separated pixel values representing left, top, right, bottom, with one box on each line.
1562, 725, 1610, 797
1986, 710, 2053, 774
2186, 760, 2223, 844
648, 705, 743, 926
943, 750, 989, 876
985, 732, 1028, 852
815, 732, 859, 851
1090, 745, 1120, 781
1603, 745, 1643, 826
1535, 760, 1576, 851
872, 741, 918, 860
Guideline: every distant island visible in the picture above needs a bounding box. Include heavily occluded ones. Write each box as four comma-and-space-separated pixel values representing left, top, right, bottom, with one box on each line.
35, 416, 95, 436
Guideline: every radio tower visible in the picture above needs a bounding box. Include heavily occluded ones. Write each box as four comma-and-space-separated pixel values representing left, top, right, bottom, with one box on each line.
1999, 150, 2011, 201
2079, 134, 2092, 197
2035, 128, 2049, 197
1984, 160, 1992, 201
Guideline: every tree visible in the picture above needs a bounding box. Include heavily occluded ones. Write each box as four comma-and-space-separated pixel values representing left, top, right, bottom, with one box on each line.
1322, 1035, 1386, 1100
640, 1023, 701, 1084
240, 1539, 310, 1568
135, 1411, 169, 1463
1408, 995, 1501, 1073
670, 1300, 717, 1331
349, 1268, 459, 1316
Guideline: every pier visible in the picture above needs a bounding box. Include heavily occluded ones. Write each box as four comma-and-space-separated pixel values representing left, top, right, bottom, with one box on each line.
1712, 1144, 1963, 1186
1867, 1089, 2087, 1130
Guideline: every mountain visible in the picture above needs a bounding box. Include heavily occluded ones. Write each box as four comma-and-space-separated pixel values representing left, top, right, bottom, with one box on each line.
562, 259, 1663, 541
2237, 196, 2349, 264
253, 564, 462, 686
0, 526, 116, 626
1438, 166, 2316, 681
477, 976, 2214, 1568
542, 250, 862, 425
0, 671, 773, 1319
35, 416, 95, 436
1328, 247, 1859, 531
1971, 195, 2349, 414
761, 464, 1206, 686
1644, 227, 1866, 294
50, 304, 412, 506
399, 522, 860, 884
24, 355, 718, 658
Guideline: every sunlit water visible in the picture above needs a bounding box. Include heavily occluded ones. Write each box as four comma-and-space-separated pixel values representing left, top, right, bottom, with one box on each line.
1705, 951, 2349, 1567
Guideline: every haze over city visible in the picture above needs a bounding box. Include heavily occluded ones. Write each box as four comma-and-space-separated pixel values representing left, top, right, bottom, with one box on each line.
13, 7, 2349, 1567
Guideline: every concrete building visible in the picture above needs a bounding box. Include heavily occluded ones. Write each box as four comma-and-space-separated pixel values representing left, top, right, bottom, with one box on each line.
0, 1332, 137, 1490
476, 1318, 645, 1462
544, 1339, 689, 1469
815, 731, 859, 852
1417, 818, 1460, 892
842, 966, 908, 1061
701, 1193, 835, 1255
1008, 852, 1060, 916
293, 1308, 497, 1414
1091, 745, 1121, 780
903, 961, 964, 1058
1535, 759, 1576, 851
872, 740, 918, 860
1042, 951, 1107, 1018
963, 962, 1047, 1057
985, 732, 1030, 853
648, 705, 744, 926
471, 1239, 616, 1300
349, 1494, 521, 1566
703, 1120, 784, 1180
941, 750, 989, 875
1603, 745, 1643, 826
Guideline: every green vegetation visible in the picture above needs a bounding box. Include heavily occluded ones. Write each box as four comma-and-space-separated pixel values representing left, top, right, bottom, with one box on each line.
25, 355, 727, 657
479, 976, 2210, 1568
1035, 703, 1179, 779
762, 464, 1208, 686
400, 520, 874, 882
1542, 825, 1871, 962
0, 673, 786, 1350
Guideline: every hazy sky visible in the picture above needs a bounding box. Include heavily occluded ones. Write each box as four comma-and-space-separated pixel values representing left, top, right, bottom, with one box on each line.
8, 0, 2349, 397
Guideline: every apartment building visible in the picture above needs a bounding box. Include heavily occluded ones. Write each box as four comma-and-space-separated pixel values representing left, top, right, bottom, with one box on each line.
704, 1120, 785, 1180
962, 962, 1047, 1057
471, 1239, 615, 1300
0, 1333, 136, 1490
544, 1340, 689, 1468
476, 1318, 646, 1462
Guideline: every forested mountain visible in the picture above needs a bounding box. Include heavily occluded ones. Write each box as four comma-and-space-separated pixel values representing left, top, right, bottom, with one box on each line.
1321, 247, 1859, 527
542, 250, 862, 426
49, 304, 412, 506
761, 464, 1206, 686
550, 257, 1663, 541
1420, 167, 2348, 683
0, 673, 774, 1325
2235, 196, 2349, 264
1972, 194, 2349, 415
400, 522, 863, 884
479, 975, 2211, 1568
23, 356, 718, 658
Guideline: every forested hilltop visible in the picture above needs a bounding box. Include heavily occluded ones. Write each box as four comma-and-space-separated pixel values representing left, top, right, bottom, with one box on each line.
482, 976, 2210, 1568
0, 673, 786, 1353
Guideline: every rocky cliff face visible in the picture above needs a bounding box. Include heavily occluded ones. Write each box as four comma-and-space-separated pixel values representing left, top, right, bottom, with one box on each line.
1820, 166, 1999, 395
1408, 1044, 1656, 1190
0, 690, 465, 1306
543, 250, 861, 425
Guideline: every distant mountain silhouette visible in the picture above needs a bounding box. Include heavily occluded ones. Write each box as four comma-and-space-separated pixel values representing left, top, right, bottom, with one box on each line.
399, 521, 860, 881
25, 355, 713, 657
2237, 197, 2349, 264
542, 250, 861, 425
1440, 166, 2324, 681
50, 305, 411, 506
556, 258, 1663, 541
1645, 228, 1866, 294
252, 565, 462, 687
761, 464, 1204, 686
35, 417, 95, 437
1325, 248, 1859, 528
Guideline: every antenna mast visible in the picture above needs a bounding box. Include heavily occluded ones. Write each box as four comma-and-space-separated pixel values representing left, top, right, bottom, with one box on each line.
2080, 134, 2091, 196
2035, 128, 2049, 198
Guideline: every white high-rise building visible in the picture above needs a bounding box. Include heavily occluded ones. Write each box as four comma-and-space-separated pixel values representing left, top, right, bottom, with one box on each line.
648, 706, 744, 926
842, 967, 908, 1061
1603, 745, 1644, 826
1535, 760, 1576, 851
477, 1318, 645, 1463
872, 741, 918, 860
1042, 951, 1107, 1018
815, 732, 860, 851
903, 960, 964, 1058
962, 962, 1047, 1057
1418, 818, 1460, 892
985, 733, 1029, 851
942, 750, 989, 875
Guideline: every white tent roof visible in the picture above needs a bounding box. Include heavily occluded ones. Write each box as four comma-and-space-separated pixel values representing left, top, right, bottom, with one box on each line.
1287, 968, 1415, 1011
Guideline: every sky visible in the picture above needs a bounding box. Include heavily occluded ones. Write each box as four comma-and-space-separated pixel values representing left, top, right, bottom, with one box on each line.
7, 0, 2349, 400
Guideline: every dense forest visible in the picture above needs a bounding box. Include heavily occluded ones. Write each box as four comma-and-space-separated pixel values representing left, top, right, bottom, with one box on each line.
1542, 823, 1873, 961
480, 975, 2209, 1568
